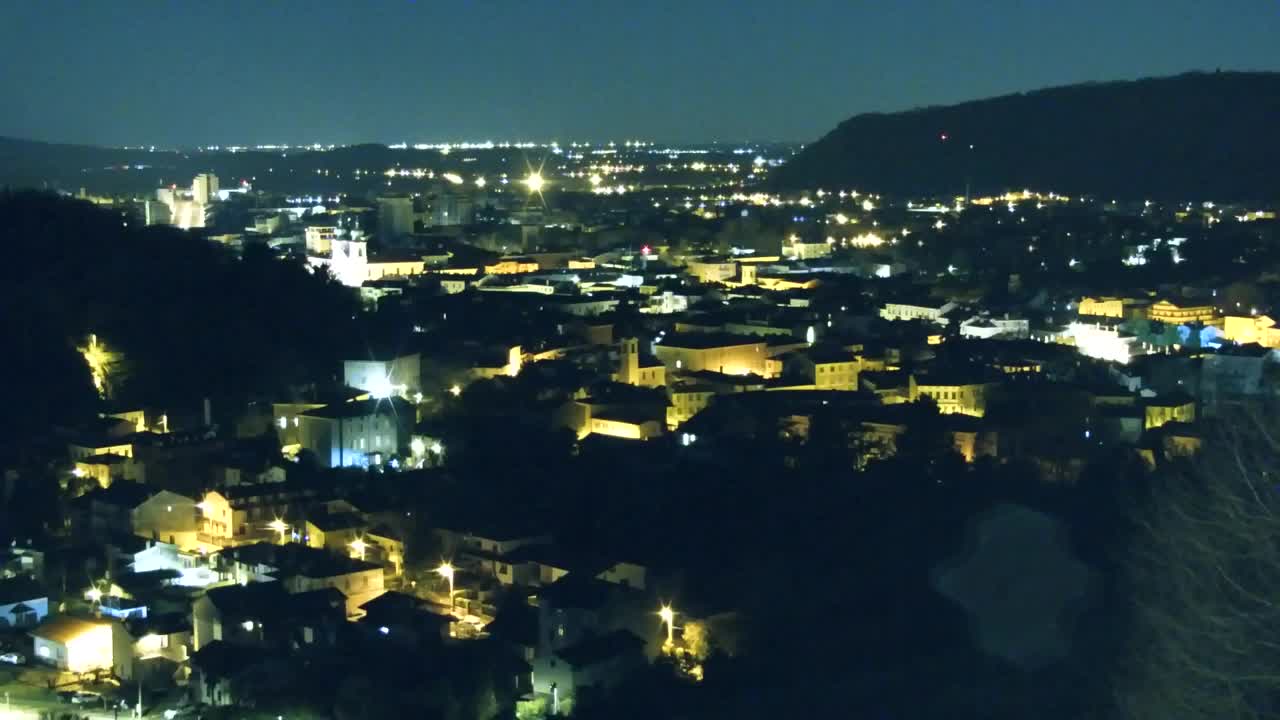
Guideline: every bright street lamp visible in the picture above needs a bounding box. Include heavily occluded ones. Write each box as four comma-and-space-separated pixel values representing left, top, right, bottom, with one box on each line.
86, 587, 103, 604
349, 537, 368, 561
267, 518, 288, 544
658, 605, 675, 647
523, 172, 545, 193
436, 562, 456, 610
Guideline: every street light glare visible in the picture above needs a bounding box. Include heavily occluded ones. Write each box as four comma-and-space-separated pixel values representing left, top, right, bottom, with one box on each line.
523, 172, 545, 193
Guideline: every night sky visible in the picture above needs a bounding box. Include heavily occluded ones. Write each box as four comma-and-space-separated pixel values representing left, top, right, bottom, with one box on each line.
3, 0, 1278, 147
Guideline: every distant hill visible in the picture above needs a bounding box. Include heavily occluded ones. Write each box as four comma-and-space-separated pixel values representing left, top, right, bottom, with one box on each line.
0, 137, 515, 195
769, 72, 1280, 200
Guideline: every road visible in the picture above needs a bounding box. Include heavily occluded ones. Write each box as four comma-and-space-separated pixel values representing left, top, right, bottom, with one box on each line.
0, 693, 130, 720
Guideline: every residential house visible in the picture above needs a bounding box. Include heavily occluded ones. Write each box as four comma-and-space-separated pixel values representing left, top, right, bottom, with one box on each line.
297, 397, 413, 468
305, 512, 367, 554
0, 576, 47, 628
356, 592, 452, 648
192, 582, 346, 652
533, 629, 646, 709
73, 453, 143, 488
30, 615, 132, 676
197, 483, 321, 548
217, 542, 386, 616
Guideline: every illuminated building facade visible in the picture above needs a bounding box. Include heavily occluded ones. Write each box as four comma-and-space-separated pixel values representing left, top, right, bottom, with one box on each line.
615, 338, 666, 388
1147, 299, 1217, 325
305, 226, 337, 256
296, 397, 412, 468
654, 333, 769, 376
880, 301, 957, 324
344, 353, 422, 399
1222, 315, 1280, 347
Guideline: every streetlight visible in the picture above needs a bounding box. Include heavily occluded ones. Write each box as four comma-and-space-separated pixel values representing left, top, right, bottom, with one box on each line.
267, 518, 288, 544
436, 562, 455, 611
349, 537, 367, 561
658, 605, 675, 648
523, 172, 545, 193
86, 586, 103, 604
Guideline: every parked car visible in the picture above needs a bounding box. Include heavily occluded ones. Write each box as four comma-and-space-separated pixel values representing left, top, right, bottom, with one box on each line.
57, 690, 101, 705
0, 651, 25, 664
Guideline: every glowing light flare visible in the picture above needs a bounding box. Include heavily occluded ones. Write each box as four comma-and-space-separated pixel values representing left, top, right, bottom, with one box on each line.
349, 537, 368, 560
522, 172, 546, 193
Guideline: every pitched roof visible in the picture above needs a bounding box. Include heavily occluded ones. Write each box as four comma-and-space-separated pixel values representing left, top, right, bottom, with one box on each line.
30, 615, 112, 644
554, 629, 644, 668
538, 574, 618, 611
0, 576, 46, 605
85, 480, 153, 509
220, 542, 381, 579
189, 640, 269, 679
307, 512, 367, 532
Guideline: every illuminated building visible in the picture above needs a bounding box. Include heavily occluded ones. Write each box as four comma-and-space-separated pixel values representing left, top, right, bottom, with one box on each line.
587, 411, 665, 440
654, 333, 769, 376
783, 346, 859, 391
880, 300, 957, 324
667, 384, 716, 429
344, 353, 421, 399
1222, 315, 1280, 347
468, 345, 524, 379
615, 338, 666, 388
141, 200, 171, 226
1147, 299, 1217, 325
74, 453, 143, 488
305, 512, 367, 554
782, 238, 832, 260
297, 397, 413, 468
31, 616, 126, 675
198, 484, 320, 548
911, 374, 995, 417
377, 195, 415, 239
130, 489, 201, 550
1077, 297, 1131, 318
1144, 394, 1196, 430
192, 173, 219, 205
1069, 321, 1139, 364
67, 435, 134, 461
684, 259, 740, 284
305, 226, 337, 256
483, 258, 540, 275
959, 315, 1030, 339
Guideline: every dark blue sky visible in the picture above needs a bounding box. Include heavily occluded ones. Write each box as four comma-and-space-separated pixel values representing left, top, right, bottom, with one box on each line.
3, 0, 1278, 146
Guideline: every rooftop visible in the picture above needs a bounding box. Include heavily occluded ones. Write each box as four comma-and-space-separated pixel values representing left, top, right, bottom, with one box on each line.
657, 331, 766, 350
555, 629, 644, 668
0, 575, 46, 605
301, 396, 413, 420
220, 542, 381, 579
30, 615, 112, 644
